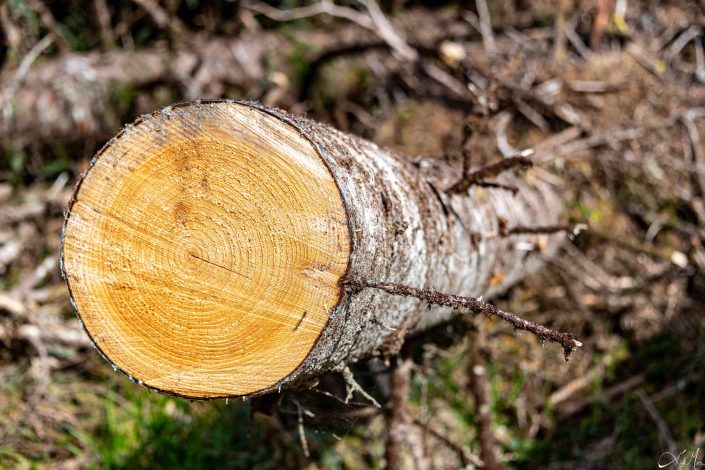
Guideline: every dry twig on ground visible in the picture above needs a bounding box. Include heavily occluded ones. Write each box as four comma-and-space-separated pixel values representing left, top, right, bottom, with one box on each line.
351, 279, 583, 359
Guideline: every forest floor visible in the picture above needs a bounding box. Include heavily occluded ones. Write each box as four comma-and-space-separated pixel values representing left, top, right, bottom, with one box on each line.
1, 1, 704, 469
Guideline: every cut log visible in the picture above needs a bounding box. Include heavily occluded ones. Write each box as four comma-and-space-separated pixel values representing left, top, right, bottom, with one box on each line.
61, 100, 565, 399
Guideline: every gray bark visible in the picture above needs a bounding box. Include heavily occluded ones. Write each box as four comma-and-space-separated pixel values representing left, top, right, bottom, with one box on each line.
249, 102, 565, 392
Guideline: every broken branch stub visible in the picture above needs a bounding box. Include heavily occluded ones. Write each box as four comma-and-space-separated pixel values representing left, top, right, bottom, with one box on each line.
61, 100, 568, 399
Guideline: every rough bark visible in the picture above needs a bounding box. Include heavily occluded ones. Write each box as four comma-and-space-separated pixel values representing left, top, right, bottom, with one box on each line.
61, 100, 565, 398
274, 103, 565, 392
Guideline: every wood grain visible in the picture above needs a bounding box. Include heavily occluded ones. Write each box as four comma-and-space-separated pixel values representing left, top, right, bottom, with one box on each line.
62, 102, 350, 398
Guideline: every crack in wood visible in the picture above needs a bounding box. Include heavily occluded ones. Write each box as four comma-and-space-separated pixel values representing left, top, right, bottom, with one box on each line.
188, 252, 250, 279
294, 310, 308, 332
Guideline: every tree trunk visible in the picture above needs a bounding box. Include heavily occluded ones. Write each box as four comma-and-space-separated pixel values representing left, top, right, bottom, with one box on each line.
61, 100, 565, 399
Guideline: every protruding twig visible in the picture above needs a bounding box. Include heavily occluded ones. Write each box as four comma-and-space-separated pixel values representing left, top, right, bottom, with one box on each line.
498, 223, 588, 238
474, 181, 520, 195
467, 223, 587, 247
350, 279, 582, 360
341, 365, 381, 408
447, 155, 533, 194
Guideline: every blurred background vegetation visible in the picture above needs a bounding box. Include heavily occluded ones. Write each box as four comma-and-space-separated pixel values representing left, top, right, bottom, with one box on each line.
1, 0, 704, 468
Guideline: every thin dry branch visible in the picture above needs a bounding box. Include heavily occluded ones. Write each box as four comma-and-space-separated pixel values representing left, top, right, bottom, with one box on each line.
556, 373, 645, 418
243, 0, 373, 29
93, 0, 115, 48
26, 0, 69, 52
244, 0, 417, 62
467, 224, 585, 247
358, 0, 417, 61
553, 0, 570, 61
565, 19, 591, 60
246, 0, 483, 110
16, 323, 92, 349
475, 0, 496, 53
341, 366, 381, 408
474, 181, 520, 194
665, 26, 701, 61
447, 155, 533, 194
351, 279, 582, 359
295, 401, 311, 459
636, 389, 678, 457
133, 0, 186, 37
498, 223, 586, 238
0, 35, 53, 122
682, 112, 705, 198
467, 318, 504, 470
410, 417, 483, 468
0, 3, 21, 50
385, 359, 412, 470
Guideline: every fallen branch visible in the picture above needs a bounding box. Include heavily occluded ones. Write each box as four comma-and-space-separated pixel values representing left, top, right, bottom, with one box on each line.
352, 279, 582, 360
0, 10, 474, 146
244, 0, 417, 61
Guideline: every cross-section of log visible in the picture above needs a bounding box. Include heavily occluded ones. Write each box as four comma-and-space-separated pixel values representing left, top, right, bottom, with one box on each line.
62, 100, 565, 399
